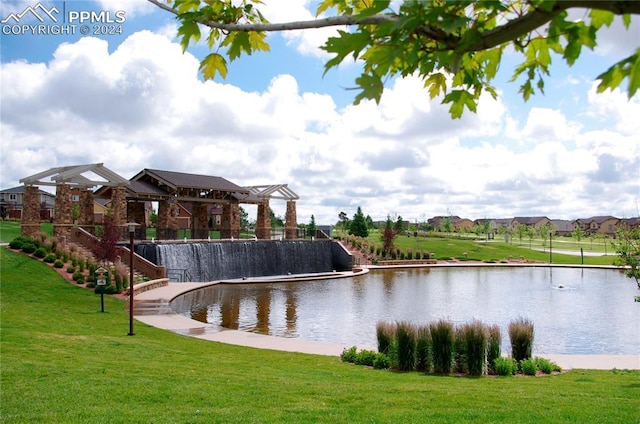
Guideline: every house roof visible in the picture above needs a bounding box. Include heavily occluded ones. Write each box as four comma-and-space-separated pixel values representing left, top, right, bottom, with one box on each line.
513, 216, 549, 225
133, 169, 246, 193
550, 219, 574, 232
0, 186, 55, 196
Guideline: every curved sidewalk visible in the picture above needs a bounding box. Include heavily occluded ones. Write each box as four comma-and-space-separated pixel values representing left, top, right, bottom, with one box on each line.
135, 280, 639, 370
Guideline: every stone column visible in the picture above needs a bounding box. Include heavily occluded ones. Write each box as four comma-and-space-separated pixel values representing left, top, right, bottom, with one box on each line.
127, 201, 147, 240
110, 186, 127, 232
221, 201, 240, 239
157, 200, 178, 240
255, 199, 271, 240
53, 183, 73, 239
192, 202, 209, 239
285, 200, 297, 240
78, 189, 95, 234
21, 185, 41, 238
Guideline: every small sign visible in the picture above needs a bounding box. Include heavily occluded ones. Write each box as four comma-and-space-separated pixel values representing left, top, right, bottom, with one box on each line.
97, 279, 106, 286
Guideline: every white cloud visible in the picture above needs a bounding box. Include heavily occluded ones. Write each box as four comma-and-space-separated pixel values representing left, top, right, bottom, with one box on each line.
1, 27, 638, 225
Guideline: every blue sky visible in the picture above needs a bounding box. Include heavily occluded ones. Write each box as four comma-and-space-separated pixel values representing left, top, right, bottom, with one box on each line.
1, 0, 639, 225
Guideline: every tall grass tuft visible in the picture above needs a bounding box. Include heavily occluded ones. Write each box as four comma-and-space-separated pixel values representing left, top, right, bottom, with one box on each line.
415, 324, 431, 373
430, 319, 454, 374
395, 321, 416, 372
460, 320, 488, 376
453, 326, 468, 374
508, 318, 535, 362
376, 321, 395, 355
487, 324, 502, 374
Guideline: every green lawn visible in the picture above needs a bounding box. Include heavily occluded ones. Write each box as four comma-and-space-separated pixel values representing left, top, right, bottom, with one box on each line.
1, 247, 638, 423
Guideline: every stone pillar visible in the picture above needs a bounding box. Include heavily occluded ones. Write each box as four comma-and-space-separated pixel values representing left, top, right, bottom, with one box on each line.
221, 201, 240, 239
53, 183, 73, 239
192, 202, 209, 239
110, 186, 127, 230
285, 200, 297, 240
255, 199, 271, 240
21, 185, 42, 238
78, 189, 95, 233
127, 201, 147, 240
157, 200, 178, 240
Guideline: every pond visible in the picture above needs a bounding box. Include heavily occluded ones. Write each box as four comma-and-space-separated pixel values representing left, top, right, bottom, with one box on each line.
170, 267, 639, 355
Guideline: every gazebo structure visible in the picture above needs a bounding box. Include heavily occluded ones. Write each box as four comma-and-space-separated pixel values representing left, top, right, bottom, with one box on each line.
19, 165, 300, 241
246, 185, 300, 240
19, 164, 129, 238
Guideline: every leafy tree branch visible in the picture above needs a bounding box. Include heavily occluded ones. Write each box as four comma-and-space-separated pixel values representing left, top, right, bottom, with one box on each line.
148, 0, 639, 118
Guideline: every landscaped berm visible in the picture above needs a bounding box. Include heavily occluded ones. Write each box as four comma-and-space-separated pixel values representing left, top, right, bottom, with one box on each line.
1, 244, 639, 423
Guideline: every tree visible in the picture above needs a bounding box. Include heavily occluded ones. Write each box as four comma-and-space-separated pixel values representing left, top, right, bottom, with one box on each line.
150, 0, 640, 119
612, 225, 640, 299
572, 226, 585, 246
269, 208, 283, 228
239, 206, 249, 231
338, 211, 349, 235
95, 214, 120, 263
394, 215, 404, 234
381, 215, 397, 252
308, 214, 317, 237
515, 223, 528, 245
349, 206, 369, 238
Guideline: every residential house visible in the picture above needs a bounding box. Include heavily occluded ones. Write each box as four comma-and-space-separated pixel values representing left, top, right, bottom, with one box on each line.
549, 219, 574, 236
453, 218, 474, 232
619, 217, 640, 230
0, 186, 55, 220
573, 216, 620, 237
512, 216, 551, 230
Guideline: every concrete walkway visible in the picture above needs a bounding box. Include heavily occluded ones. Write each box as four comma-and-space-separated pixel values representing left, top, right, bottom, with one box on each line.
135, 278, 640, 371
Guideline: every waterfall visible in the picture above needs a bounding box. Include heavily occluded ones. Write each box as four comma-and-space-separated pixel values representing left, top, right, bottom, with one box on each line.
136, 240, 344, 282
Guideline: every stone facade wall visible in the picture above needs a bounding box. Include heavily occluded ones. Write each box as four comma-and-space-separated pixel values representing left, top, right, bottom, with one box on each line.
53, 184, 72, 239
157, 200, 178, 240
127, 201, 147, 239
110, 186, 127, 227
21, 185, 42, 237
285, 200, 297, 240
221, 201, 240, 239
255, 199, 271, 240
78, 189, 95, 232
192, 202, 209, 238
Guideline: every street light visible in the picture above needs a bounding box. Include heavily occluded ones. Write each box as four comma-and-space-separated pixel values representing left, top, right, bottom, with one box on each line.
126, 222, 139, 336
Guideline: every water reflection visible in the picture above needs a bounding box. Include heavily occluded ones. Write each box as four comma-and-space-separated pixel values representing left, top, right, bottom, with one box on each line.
170, 267, 639, 355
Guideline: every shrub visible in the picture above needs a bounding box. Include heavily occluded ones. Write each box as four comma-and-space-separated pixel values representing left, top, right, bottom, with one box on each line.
72, 271, 85, 284
340, 346, 358, 363
376, 321, 395, 355
54, 260, 64, 268
373, 353, 390, 370
9, 237, 29, 249
520, 358, 538, 376
43, 254, 56, 263
95, 285, 118, 295
67, 266, 75, 274
508, 318, 535, 362
395, 321, 416, 372
460, 320, 488, 376
415, 325, 431, 373
354, 349, 377, 366
487, 324, 502, 374
33, 247, 47, 258
21, 242, 37, 254
406, 248, 413, 260
535, 357, 561, 374
453, 326, 468, 374
494, 357, 518, 376
430, 319, 454, 374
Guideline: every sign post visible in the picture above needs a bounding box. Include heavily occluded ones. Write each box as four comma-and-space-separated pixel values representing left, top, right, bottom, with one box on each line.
96, 266, 108, 313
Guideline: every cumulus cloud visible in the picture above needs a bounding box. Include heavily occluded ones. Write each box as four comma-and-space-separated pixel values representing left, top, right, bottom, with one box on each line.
1, 22, 638, 224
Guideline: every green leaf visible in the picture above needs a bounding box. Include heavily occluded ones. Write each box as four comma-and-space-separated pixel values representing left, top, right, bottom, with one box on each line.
628, 51, 640, 98
443, 90, 477, 119
224, 32, 252, 61
589, 9, 614, 29
199, 53, 228, 80
323, 30, 372, 74
177, 20, 200, 52
425, 72, 447, 98
353, 73, 384, 105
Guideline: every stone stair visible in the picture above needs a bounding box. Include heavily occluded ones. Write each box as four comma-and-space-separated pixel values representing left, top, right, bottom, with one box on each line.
131, 298, 174, 315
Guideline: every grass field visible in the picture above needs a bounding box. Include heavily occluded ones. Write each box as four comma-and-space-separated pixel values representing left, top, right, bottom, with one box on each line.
1, 247, 639, 423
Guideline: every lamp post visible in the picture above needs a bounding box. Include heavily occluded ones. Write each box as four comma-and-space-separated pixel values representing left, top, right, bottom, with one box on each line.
549, 230, 553, 264
127, 222, 138, 336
